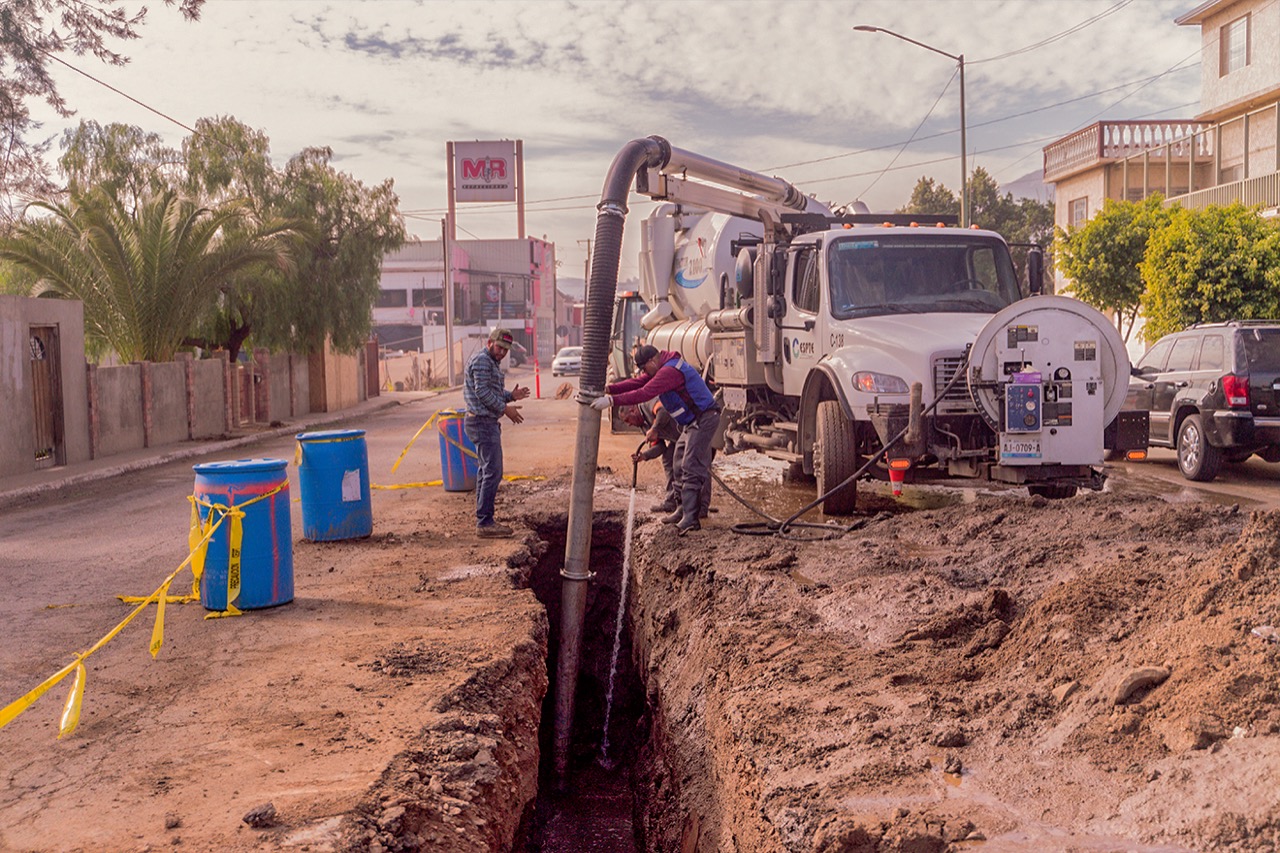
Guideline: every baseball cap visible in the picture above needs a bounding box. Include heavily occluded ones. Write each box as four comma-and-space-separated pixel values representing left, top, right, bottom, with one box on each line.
633, 344, 659, 368
488, 327, 514, 350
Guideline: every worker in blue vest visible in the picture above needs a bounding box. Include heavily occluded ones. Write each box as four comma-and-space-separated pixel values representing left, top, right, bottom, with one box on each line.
591, 344, 720, 535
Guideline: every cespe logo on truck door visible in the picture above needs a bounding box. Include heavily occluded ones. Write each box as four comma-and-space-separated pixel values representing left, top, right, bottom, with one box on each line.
453, 140, 518, 203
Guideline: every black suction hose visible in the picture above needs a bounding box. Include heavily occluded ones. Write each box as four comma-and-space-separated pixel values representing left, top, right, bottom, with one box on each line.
554, 136, 671, 784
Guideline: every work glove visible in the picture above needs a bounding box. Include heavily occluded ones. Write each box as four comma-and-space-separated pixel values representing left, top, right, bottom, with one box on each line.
590, 395, 612, 411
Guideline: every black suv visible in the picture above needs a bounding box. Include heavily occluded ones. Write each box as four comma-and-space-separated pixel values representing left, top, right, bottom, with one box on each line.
1125, 321, 1280, 481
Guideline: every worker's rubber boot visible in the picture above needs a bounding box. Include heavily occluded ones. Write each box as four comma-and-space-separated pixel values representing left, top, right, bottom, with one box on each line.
676, 489, 701, 536
660, 507, 683, 524
651, 498, 678, 514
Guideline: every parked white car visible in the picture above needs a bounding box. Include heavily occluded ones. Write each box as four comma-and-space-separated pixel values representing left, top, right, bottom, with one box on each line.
551, 346, 583, 376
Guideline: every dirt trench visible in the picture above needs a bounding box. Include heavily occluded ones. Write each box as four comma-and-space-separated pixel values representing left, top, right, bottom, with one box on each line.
620, 488, 1280, 852
340, 480, 1280, 853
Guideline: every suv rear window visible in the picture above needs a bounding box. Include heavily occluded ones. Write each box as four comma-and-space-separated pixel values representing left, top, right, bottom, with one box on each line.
1241, 327, 1280, 368
1199, 334, 1226, 371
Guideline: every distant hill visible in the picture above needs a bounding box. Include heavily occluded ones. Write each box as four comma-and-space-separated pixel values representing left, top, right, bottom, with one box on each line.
1004, 169, 1053, 203
558, 277, 585, 300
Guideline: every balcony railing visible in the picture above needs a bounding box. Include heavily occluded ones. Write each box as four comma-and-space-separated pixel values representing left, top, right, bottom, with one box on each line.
1044, 120, 1213, 182
1172, 171, 1280, 211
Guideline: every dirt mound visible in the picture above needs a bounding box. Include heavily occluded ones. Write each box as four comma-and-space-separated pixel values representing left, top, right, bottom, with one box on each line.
627, 488, 1280, 851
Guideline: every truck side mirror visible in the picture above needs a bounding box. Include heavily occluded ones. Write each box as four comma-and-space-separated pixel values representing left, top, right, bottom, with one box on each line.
1027, 247, 1045, 296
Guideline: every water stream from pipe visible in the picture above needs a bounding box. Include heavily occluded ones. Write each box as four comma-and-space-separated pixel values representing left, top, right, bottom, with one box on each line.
598, 485, 636, 770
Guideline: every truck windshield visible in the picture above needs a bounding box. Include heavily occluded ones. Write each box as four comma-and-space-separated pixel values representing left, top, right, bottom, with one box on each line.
827, 234, 1020, 320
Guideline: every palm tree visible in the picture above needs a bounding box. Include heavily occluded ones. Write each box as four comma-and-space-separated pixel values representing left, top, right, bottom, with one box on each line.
0, 187, 294, 362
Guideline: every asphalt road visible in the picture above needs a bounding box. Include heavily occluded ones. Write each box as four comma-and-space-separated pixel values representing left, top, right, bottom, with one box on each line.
1111, 447, 1280, 510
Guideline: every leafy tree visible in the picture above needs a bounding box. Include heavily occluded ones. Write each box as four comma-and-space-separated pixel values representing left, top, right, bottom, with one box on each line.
0, 186, 293, 361
0, 258, 37, 295
1055, 196, 1172, 342
179, 124, 405, 358
0, 0, 204, 221
903, 169, 1054, 289
179, 116, 288, 361
1140, 203, 1280, 342
268, 147, 405, 354
59, 120, 178, 209
898, 176, 959, 218
966, 168, 1055, 289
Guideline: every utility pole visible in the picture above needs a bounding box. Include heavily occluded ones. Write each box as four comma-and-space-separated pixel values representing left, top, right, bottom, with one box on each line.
442, 216, 456, 387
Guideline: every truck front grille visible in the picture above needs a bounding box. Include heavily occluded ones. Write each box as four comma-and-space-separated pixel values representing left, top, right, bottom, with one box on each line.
933, 356, 976, 414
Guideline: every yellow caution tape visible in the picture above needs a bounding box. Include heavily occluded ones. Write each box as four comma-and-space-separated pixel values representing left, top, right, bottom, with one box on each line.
59, 663, 85, 738
373, 480, 445, 490
371, 474, 544, 491
391, 412, 440, 473
0, 515, 217, 737
149, 581, 170, 659
0, 480, 288, 738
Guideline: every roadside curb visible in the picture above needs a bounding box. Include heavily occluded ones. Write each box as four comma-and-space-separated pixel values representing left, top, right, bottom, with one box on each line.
0, 397, 419, 511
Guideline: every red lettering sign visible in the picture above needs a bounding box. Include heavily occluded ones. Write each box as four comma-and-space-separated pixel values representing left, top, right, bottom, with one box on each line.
461, 158, 507, 181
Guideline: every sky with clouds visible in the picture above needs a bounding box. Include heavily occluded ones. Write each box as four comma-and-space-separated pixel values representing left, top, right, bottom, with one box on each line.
30, 0, 1204, 283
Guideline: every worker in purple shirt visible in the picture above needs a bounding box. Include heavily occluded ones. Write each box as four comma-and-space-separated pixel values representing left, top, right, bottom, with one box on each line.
591, 344, 720, 535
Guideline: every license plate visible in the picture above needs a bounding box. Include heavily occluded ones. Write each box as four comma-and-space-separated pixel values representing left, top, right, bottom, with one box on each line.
1001, 436, 1042, 460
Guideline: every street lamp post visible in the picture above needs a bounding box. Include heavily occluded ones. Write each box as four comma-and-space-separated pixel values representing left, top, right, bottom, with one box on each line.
854, 25, 967, 228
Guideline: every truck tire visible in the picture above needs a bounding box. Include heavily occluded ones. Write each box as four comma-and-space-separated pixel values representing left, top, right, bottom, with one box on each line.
1177, 413, 1222, 482
815, 400, 858, 515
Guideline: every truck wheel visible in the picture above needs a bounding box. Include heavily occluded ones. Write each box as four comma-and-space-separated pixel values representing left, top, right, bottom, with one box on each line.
1027, 483, 1078, 500
815, 400, 858, 515
1177, 413, 1223, 481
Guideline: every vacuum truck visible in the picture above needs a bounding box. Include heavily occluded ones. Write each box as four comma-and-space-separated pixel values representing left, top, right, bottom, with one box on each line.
609, 137, 1146, 514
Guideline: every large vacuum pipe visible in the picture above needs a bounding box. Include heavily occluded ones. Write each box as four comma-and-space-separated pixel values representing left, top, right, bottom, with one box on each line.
554, 136, 670, 783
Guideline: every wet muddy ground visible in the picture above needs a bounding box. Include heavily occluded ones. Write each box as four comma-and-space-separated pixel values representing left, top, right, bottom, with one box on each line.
4, 391, 1280, 851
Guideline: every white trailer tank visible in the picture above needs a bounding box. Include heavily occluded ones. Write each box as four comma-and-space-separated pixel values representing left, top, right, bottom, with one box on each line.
638, 208, 763, 368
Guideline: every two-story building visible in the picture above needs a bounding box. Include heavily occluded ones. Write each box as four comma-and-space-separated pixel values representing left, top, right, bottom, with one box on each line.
375, 236, 565, 368
1044, 0, 1280, 283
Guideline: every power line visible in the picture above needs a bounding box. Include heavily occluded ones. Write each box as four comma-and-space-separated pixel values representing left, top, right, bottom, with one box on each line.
969, 0, 1134, 65
40, 49, 199, 137
856, 65, 959, 202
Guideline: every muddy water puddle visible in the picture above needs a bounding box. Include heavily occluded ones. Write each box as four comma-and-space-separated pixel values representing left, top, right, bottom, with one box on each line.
714, 451, 1001, 518
531, 762, 636, 852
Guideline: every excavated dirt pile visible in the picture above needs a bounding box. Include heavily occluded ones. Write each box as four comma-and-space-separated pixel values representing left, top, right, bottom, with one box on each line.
624, 489, 1280, 852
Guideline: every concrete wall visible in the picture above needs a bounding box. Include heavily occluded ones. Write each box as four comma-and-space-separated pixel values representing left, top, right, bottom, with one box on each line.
268, 353, 292, 422
148, 361, 188, 447
190, 358, 227, 439
0, 296, 91, 477
94, 364, 145, 458
309, 340, 364, 413
291, 356, 310, 419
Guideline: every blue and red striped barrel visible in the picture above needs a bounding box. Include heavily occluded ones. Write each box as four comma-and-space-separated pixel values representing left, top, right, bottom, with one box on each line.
192, 458, 293, 610
437, 410, 478, 492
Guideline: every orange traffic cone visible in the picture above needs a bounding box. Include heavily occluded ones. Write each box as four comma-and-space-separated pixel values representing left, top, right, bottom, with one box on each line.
889, 466, 905, 496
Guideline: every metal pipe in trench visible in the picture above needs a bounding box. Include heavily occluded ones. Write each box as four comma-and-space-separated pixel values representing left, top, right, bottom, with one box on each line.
553, 136, 670, 784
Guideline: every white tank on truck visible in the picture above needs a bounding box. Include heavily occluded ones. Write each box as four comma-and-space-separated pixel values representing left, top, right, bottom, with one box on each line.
610, 137, 1148, 512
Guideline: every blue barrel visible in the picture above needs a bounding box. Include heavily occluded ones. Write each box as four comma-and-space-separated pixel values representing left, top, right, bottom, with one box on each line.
295, 429, 373, 541
437, 410, 478, 492
192, 458, 293, 611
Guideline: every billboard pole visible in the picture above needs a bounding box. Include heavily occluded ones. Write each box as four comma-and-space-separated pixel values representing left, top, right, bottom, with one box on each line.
442, 215, 456, 388
446, 141, 458, 242
516, 139, 526, 239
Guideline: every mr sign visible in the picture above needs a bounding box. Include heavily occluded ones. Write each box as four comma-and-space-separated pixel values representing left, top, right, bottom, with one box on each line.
454, 140, 518, 203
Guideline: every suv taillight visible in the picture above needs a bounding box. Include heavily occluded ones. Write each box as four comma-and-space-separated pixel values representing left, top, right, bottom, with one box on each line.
1222, 373, 1250, 408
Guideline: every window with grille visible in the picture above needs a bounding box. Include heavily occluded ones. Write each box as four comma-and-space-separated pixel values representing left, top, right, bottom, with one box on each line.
1069, 197, 1088, 228
1221, 14, 1249, 76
